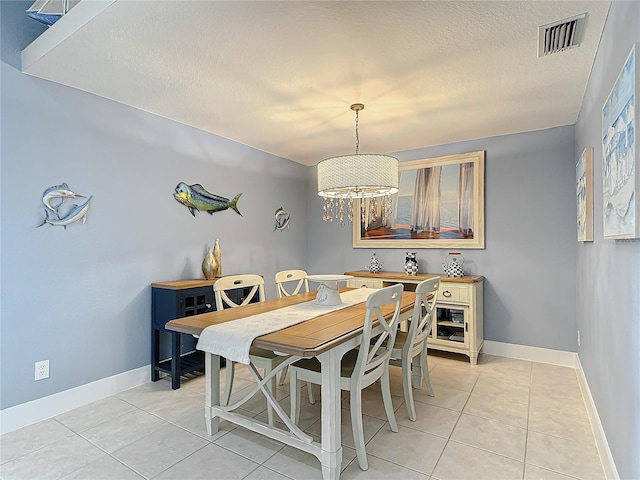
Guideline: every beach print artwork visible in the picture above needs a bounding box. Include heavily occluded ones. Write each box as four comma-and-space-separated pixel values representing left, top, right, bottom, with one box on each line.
38, 182, 92, 229
602, 44, 638, 239
577, 148, 594, 242
173, 182, 242, 218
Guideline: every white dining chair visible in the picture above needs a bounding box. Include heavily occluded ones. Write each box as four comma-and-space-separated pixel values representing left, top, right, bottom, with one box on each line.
289, 284, 403, 471
275, 269, 309, 298
390, 276, 439, 421
214, 274, 287, 425
274, 269, 314, 391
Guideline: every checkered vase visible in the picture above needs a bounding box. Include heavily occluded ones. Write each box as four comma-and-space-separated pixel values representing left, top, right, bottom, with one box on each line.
404, 252, 419, 276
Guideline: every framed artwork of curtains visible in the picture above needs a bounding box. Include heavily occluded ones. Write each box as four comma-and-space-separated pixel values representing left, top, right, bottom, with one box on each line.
352, 150, 485, 249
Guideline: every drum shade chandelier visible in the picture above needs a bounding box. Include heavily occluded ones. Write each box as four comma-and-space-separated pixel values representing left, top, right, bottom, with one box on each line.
317, 104, 399, 226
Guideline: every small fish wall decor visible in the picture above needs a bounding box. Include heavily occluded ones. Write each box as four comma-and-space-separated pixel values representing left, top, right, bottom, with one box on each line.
274, 206, 290, 231
173, 182, 242, 218
38, 183, 92, 229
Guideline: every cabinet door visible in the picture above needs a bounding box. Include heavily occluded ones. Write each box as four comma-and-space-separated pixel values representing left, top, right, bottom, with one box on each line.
432, 304, 469, 348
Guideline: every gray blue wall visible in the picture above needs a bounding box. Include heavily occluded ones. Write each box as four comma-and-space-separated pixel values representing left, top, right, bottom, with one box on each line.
308, 126, 578, 352
575, 2, 640, 479
1, 2, 309, 410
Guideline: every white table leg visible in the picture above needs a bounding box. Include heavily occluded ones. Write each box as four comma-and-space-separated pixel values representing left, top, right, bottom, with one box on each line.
205, 352, 221, 436
318, 348, 343, 480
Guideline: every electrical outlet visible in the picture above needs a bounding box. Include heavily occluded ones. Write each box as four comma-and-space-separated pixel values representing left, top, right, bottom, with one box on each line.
577, 330, 581, 347
35, 360, 49, 381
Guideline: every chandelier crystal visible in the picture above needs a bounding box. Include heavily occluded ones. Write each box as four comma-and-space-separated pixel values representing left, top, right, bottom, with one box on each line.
317, 104, 399, 226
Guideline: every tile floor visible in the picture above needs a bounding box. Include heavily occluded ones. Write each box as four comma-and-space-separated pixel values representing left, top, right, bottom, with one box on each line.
1, 352, 605, 480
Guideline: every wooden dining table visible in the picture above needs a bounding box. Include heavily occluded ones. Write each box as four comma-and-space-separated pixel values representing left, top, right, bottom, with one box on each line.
166, 287, 416, 480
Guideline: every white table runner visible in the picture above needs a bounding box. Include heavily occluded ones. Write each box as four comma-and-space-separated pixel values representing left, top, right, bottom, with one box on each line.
196, 288, 374, 364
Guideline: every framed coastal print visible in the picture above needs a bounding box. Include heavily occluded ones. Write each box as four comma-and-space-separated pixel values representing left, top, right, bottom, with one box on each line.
577, 147, 593, 242
353, 150, 485, 249
602, 43, 639, 239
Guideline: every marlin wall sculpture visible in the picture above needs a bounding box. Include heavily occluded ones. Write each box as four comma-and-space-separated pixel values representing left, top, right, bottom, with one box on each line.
38, 183, 92, 229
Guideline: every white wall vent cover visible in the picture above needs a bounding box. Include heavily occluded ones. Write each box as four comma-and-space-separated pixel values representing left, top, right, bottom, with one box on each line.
538, 13, 587, 57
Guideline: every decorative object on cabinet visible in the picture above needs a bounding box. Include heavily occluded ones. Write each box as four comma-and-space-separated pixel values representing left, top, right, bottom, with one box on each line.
274, 206, 291, 231
345, 270, 484, 365
173, 182, 242, 218
26, 0, 80, 26
213, 238, 222, 276
306, 274, 354, 306
443, 252, 465, 277
38, 182, 92, 229
577, 147, 594, 242
353, 150, 485, 249
202, 246, 219, 280
367, 253, 383, 273
317, 103, 399, 227
404, 252, 419, 275
602, 43, 639, 239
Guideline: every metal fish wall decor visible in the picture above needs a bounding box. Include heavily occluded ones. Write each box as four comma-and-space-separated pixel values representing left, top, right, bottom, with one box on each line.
173, 182, 242, 218
274, 206, 290, 231
38, 183, 92, 229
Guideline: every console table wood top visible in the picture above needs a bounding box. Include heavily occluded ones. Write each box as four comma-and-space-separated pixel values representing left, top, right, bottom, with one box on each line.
344, 270, 484, 283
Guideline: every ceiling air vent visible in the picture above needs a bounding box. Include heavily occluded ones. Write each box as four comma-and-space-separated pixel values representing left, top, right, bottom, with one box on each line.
538, 13, 587, 57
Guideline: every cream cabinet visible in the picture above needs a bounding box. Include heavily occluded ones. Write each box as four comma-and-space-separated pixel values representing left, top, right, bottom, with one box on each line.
345, 271, 484, 365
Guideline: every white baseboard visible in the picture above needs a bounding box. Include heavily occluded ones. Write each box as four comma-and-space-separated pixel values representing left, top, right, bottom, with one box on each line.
482, 340, 578, 367
0, 365, 150, 435
575, 356, 620, 480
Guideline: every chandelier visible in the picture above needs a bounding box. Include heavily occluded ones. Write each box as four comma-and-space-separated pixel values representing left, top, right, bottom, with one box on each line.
317, 104, 399, 226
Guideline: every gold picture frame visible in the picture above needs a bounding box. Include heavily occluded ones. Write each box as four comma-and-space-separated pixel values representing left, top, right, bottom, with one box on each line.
353, 150, 485, 249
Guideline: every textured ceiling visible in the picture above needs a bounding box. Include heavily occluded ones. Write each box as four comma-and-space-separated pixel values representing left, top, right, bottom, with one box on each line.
22, 1, 611, 166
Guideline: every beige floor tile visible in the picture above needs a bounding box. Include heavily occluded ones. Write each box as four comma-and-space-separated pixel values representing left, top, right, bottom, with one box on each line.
478, 365, 532, 389
55, 396, 137, 433
432, 440, 524, 480
450, 413, 527, 461
366, 424, 447, 475
524, 463, 581, 480
242, 465, 294, 480
396, 402, 461, 438
154, 443, 260, 480
529, 390, 588, 418
341, 454, 431, 479
472, 375, 530, 404
528, 406, 595, 446
526, 430, 604, 480
79, 408, 165, 453
110, 422, 209, 479
60, 455, 144, 479
478, 354, 533, 374
170, 403, 239, 441
413, 384, 471, 412
0, 418, 75, 464
263, 442, 356, 479
214, 426, 285, 463
0, 434, 106, 480
429, 364, 480, 392
463, 391, 529, 428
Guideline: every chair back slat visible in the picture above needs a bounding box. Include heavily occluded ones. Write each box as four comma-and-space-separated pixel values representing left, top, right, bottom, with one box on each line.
354, 284, 404, 378
275, 269, 309, 298
407, 277, 440, 353
214, 274, 265, 310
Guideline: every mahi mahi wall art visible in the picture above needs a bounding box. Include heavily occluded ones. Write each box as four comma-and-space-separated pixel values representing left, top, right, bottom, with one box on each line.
173, 182, 242, 218
602, 43, 639, 239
